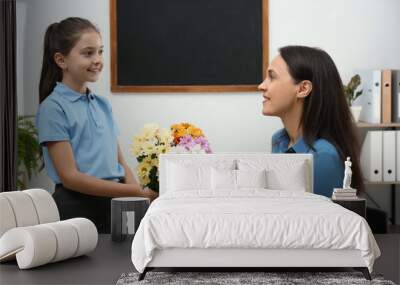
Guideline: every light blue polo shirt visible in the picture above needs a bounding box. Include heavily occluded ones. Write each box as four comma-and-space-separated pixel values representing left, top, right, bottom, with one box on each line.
271, 128, 344, 197
36, 82, 125, 184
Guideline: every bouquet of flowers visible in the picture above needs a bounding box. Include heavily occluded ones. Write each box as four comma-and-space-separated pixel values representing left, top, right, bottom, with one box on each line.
130, 124, 173, 192
130, 122, 212, 192
169, 123, 212, 154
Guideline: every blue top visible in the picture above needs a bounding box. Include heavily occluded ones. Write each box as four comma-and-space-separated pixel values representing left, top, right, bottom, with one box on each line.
36, 82, 125, 184
271, 128, 343, 197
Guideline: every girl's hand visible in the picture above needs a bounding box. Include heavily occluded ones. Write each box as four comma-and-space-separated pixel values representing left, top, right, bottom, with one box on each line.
142, 187, 158, 202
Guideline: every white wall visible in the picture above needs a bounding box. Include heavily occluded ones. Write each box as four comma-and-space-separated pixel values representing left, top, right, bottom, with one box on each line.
17, 0, 400, 222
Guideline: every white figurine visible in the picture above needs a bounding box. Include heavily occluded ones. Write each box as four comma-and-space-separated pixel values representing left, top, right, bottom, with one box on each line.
342, 157, 352, 189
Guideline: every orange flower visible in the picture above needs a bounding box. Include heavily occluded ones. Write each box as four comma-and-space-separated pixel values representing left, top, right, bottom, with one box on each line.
170, 122, 206, 144
187, 126, 203, 138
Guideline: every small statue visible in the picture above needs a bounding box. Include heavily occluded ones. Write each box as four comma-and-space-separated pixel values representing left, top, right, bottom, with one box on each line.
342, 157, 353, 189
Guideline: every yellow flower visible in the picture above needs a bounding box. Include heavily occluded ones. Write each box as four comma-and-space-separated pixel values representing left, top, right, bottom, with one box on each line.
139, 174, 150, 186
141, 156, 157, 167
151, 158, 159, 167
158, 128, 173, 143
136, 161, 152, 185
138, 160, 151, 173
156, 144, 170, 154
130, 143, 142, 157
133, 135, 143, 144
141, 141, 156, 155
139, 124, 158, 140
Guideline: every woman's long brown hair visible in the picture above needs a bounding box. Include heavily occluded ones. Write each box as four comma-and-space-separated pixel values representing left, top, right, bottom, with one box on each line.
279, 45, 364, 193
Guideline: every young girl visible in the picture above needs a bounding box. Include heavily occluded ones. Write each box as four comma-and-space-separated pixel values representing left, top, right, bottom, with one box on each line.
36, 17, 157, 233
258, 45, 364, 197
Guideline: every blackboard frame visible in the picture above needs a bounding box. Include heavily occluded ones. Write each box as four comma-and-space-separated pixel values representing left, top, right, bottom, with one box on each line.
110, 0, 269, 93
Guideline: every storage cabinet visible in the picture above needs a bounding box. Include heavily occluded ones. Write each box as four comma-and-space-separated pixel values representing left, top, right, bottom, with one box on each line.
357, 122, 400, 225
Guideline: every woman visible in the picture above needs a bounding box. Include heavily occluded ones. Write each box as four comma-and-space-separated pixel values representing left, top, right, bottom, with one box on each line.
258, 45, 364, 197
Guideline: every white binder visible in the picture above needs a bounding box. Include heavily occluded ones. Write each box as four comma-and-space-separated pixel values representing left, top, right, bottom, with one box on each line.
353, 70, 382, 124
397, 131, 400, 181
361, 131, 382, 182
383, 131, 396, 182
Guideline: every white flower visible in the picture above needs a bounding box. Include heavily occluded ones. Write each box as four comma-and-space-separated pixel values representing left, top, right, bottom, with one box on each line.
158, 128, 173, 143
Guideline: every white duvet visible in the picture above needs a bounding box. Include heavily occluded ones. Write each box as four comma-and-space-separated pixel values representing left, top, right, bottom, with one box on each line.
131, 190, 380, 273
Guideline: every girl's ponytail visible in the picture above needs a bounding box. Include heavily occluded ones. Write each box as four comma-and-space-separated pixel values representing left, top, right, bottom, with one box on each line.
38, 18, 99, 104
39, 23, 62, 103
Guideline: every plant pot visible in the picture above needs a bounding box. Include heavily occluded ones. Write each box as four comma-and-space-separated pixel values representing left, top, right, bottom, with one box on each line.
350, 106, 362, 122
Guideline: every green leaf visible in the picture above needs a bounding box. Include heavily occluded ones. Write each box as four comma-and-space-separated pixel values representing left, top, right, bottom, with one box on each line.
17, 115, 43, 189
147, 166, 159, 192
343, 74, 363, 106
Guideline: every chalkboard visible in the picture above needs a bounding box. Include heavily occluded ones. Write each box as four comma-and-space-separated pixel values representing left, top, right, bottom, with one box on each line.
110, 0, 268, 92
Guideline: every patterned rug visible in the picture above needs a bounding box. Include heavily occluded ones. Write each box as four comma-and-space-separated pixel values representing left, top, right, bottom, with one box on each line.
116, 271, 396, 285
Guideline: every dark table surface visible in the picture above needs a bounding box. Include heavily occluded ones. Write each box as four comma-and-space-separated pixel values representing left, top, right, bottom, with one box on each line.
1, 234, 399, 285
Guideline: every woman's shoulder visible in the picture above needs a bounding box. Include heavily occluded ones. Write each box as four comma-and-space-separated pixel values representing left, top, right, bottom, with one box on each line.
271, 128, 288, 143
312, 138, 344, 178
313, 138, 340, 157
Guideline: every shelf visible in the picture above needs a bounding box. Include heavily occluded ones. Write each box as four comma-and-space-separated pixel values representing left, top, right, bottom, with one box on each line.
364, 181, 400, 185
356, 122, 400, 128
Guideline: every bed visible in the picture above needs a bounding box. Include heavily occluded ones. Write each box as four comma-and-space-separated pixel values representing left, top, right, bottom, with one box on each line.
131, 153, 380, 280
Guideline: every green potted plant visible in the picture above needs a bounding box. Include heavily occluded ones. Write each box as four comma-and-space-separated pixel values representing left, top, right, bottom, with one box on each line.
343, 74, 363, 122
17, 115, 43, 189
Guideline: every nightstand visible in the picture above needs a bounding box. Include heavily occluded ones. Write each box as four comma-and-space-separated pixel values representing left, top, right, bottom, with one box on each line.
332, 198, 366, 218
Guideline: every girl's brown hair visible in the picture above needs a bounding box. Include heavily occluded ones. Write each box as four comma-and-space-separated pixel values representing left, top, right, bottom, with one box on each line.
39, 17, 99, 103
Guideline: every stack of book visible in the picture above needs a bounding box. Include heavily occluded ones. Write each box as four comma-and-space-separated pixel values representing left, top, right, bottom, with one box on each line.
332, 188, 358, 200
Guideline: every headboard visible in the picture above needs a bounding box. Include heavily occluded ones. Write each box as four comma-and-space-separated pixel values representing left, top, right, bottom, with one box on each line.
159, 153, 313, 195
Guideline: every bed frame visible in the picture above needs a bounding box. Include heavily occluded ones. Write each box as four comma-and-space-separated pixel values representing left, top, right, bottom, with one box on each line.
138, 153, 371, 280
140, 248, 370, 280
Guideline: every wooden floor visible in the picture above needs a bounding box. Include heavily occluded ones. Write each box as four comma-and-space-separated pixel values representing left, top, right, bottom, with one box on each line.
373, 234, 400, 284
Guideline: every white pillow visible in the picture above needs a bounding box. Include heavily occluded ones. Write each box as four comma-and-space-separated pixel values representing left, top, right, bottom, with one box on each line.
211, 168, 237, 190
166, 159, 236, 192
238, 158, 308, 191
211, 168, 267, 190
266, 165, 306, 191
167, 162, 211, 191
236, 169, 267, 189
